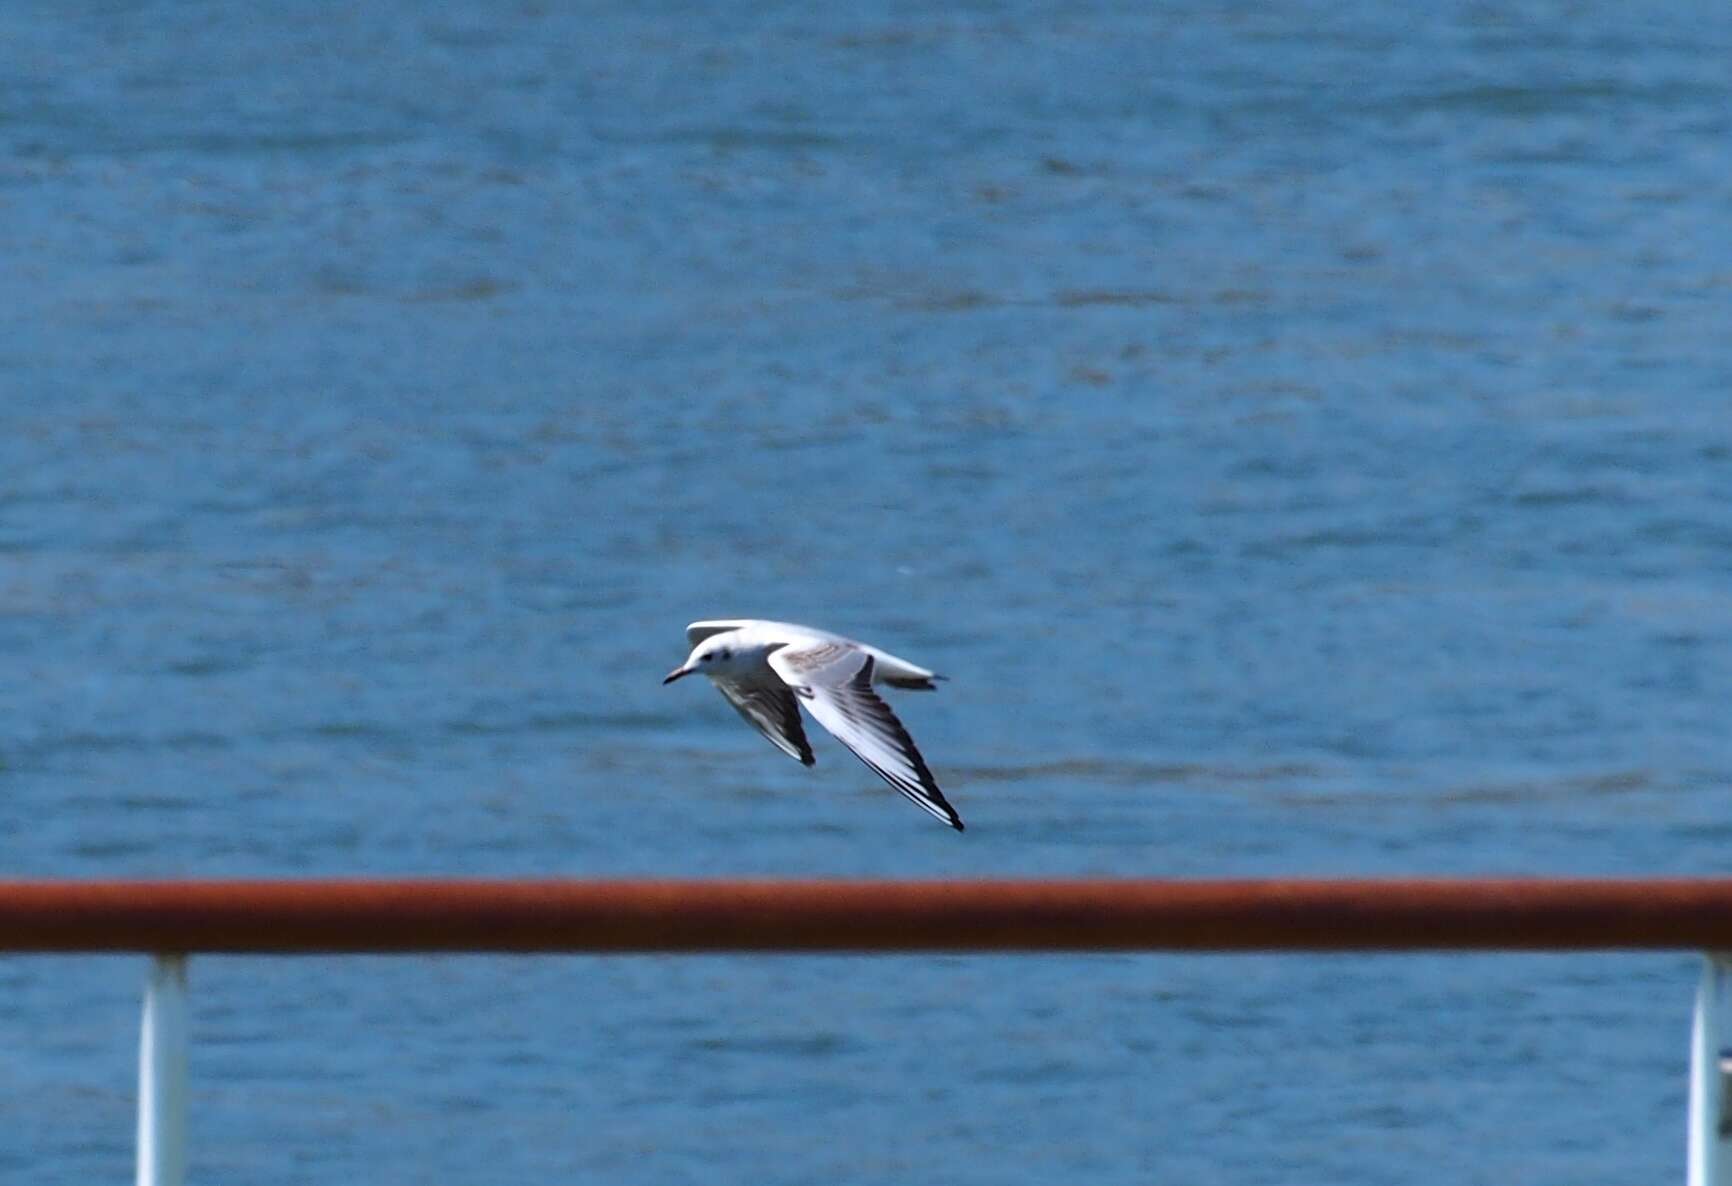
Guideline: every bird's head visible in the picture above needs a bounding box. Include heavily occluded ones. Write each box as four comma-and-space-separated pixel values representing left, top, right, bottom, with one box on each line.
662, 636, 744, 684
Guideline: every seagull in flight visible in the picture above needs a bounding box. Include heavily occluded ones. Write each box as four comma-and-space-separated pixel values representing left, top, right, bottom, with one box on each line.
663, 619, 964, 831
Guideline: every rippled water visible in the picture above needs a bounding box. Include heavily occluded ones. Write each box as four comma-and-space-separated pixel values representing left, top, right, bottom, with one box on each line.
2, 1, 1729, 1181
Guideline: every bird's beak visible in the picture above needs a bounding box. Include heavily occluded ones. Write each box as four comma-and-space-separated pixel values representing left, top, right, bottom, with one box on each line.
663, 664, 693, 685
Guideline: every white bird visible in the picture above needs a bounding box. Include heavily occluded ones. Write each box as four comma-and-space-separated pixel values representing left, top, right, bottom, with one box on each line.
663, 619, 964, 831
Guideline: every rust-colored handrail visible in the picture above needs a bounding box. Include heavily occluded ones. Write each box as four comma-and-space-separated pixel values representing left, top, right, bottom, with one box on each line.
0, 878, 1730, 953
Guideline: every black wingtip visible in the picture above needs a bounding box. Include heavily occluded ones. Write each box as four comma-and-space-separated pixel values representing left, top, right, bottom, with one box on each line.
950, 818, 965, 832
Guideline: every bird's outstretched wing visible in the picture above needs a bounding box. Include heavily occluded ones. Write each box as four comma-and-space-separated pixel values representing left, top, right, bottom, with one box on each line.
713, 678, 814, 766
768, 643, 964, 831
686, 620, 758, 646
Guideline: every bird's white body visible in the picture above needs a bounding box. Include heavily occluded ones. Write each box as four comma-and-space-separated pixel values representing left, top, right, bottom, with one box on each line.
683, 619, 942, 688
664, 619, 962, 830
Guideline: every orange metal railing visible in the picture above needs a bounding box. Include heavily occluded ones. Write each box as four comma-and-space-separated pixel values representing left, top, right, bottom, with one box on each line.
1, 876, 1731, 953
7, 878, 1732, 1186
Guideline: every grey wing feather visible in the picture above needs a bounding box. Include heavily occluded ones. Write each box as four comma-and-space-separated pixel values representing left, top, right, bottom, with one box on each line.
715, 680, 814, 766
769, 646, 964, 831
768, 640, 856, 681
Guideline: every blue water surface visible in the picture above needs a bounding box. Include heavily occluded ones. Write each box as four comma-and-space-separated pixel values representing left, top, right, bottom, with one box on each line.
2, 1, 1730, 1181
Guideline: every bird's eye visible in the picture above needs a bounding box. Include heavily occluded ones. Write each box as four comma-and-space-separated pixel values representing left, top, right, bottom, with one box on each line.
701, 653, 712, 662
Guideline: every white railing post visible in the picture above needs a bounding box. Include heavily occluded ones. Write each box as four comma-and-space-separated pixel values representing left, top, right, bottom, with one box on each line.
136, 954, 188, 1186
1689, 953, 1732, 1186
